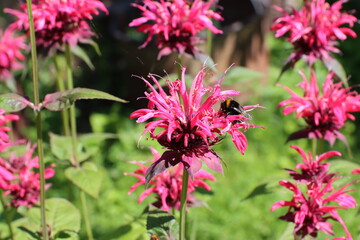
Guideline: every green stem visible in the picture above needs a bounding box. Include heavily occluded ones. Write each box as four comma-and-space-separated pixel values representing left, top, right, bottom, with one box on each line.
80, 191, 93, 240
65, 44, 94, 240
0, 194, 14, 240
179, 168, 189, 240
25, 1, 49, 239
54, 56, 70, 136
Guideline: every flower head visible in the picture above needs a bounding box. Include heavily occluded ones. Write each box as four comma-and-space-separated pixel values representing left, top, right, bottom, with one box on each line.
0, 27, 27, 80
271, 0, 357, 66
0, 144, 55, 208
278, 71, 360, 146
126, 148, 215, 212
130, 67, 263, 183
129, 0, 223, 59
271, 145, 357, 239
5, 0, 108, 53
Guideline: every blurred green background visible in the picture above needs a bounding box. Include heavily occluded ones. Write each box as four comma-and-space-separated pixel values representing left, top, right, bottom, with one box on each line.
1, 0, 360, 239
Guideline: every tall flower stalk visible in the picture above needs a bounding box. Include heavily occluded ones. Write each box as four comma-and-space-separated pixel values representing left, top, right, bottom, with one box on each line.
25, 0, 48, 239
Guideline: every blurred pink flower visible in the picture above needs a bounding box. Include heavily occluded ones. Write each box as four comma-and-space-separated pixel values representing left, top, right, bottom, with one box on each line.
129, 0, 223, 59
126, 148, 215, 212
130, 67, 263, 183
0, 27, 27, 80
271, 145, 356, 239
0, 110, 20, 152
5, 0, 108, 52
0, 144, 55, 208
271, 0, 357, 66
278, 71, 360, 146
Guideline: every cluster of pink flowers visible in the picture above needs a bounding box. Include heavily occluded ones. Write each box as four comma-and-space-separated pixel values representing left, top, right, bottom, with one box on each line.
5, 0, 108, 52
271, 145, 357, 240
127, 148, 215, 212
129, 0, 223, 59
130, 67, 263, 183
0, 144, 55, 208
0, 27, 27, 80
0, 110, 55, 208
271, 0, 357, 66
278, 71, 360, 146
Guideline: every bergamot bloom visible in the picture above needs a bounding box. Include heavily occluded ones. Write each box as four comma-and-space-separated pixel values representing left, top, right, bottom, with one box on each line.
130, 67, 263, 183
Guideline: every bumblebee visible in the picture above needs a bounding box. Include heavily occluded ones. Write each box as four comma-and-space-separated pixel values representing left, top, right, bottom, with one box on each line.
220, 99, 252, 122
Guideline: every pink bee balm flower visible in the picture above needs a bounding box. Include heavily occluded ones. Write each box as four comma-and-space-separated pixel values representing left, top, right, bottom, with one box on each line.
129, 0, 223, 59
271, 145, 357, 240
285, 145, 341, 186
278, 71, 360, 146
0, 27, 27, 80
126, 148, 215, 212
271, 0, 357, 66
0, 110, 20, 152
130, 67, 263, 183
0, 144, 55, 208
5, 0, 108, 52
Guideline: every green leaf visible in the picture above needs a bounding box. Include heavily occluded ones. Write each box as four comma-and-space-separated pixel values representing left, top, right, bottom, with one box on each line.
49, 132, 73, 161
146, 209, 179, 240
49, 132, 113, 164
71, 45, 95, 70
65, 162, 103, 199
18, 198, 81, 239
323, 57, 348, 86
0, 93, 31, 112
43, 88, 128, 111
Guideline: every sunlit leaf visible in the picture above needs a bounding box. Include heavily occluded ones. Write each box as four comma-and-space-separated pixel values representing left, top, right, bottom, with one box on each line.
65, 162, 103, 199
43, 88, 128, 111
0, 93, 31, 112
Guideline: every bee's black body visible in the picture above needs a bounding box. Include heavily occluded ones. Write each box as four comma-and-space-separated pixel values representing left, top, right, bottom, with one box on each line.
220, 99, 245, 116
